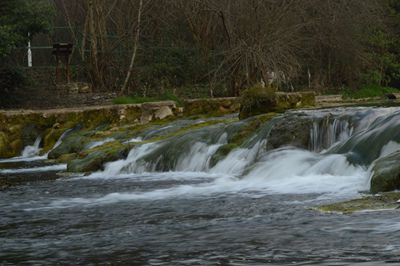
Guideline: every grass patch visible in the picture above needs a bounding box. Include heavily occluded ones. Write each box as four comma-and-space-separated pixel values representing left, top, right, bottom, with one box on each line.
342, 85, 398, 99
113, 93, 183, 106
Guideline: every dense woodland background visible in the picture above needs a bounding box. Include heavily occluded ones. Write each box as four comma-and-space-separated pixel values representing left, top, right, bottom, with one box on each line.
2, 0, 400, 99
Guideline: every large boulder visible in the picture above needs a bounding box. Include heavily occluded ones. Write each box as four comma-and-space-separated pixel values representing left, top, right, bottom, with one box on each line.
266, 114, 313, 150
370, 151, 400, 193
239, 86, 315, 119
47, 133, 87, 159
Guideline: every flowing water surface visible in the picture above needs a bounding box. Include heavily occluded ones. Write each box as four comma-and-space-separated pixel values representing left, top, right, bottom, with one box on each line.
1, 107, 400, 265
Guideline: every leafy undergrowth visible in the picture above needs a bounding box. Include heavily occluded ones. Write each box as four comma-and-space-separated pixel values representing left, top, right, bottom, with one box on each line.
342, 85, 398, 99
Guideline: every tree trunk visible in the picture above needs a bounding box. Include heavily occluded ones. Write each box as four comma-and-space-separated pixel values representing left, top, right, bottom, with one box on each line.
120, 0, 144, 95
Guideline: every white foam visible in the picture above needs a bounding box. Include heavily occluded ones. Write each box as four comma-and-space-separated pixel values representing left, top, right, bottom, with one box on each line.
80, 171, 222, 182
29, 147, 370, 210
0, 155, 47, 163
0, 164, 67, 174
242, 148, 369, 196
123, 137, 143, 144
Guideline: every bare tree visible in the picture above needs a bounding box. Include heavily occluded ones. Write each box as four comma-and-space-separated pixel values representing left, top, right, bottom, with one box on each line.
120, 0, 144, 95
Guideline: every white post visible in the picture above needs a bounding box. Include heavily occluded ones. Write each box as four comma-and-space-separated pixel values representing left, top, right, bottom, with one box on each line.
27, 32, 32, 67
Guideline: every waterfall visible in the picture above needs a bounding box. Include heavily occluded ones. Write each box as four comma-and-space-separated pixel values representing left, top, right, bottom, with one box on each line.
0, 136, 44, 163
309, 116, 353, 152
175, 133, 227, 172
2, 128, 74, 162
21, 137, 42, 157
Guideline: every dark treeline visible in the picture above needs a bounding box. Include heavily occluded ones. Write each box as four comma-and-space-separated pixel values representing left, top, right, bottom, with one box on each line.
2, 0, 400, 97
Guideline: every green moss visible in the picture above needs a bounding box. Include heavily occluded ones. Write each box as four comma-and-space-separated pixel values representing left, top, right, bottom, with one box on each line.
143, 118, 237, 144
184, 98, 240, 117
48, 132, 89, 159
315, 192, 400, 214
56, 153, 78, 163
239, 86, 277, 119
370, 151, 400, 193
210, 143, 238, 167
42, 127, 68, 153
0, 131, 11, 158
210, 113, 277, 166
67, 141, 131, 173
239, 86, 316, 119
232, 113, 276, 144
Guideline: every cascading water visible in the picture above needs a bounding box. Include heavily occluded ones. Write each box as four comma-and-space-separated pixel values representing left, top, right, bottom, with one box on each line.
0, 129, 72, 172
309, 115, 354, 152
76, 107, 400, 203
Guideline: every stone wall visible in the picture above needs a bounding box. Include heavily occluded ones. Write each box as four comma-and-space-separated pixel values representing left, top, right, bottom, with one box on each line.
0, 102, 179, 158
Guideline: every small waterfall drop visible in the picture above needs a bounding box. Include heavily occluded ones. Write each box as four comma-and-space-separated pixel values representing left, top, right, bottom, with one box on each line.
0, 137, 44, 163
0, 129, 72, 168
310, 116, 354, 152
102, 142, 163, 176
21, 137, 42, 157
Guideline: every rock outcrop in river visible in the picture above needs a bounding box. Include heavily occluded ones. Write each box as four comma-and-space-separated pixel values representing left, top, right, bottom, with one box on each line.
3, 97, 400, 196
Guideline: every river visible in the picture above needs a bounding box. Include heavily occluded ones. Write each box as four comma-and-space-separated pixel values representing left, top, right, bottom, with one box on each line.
1, 107, 400, 265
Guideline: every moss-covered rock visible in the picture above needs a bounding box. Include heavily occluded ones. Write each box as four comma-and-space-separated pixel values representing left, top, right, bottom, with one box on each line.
184, 98, 240, 117
266, 114, 313, 150
67, 141, 130, 173
0, 103, 177, 159
48, 133, 88, 159
0, 130, 24, 158
370, 151, 400, 193
239, 86, 276, 119
42, 127, 67, 153
210, 113, 277, 166
0, 131, 11, 158
239, 86, 316, 119
57, 153, 78, 163
315, 192, 400, 214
